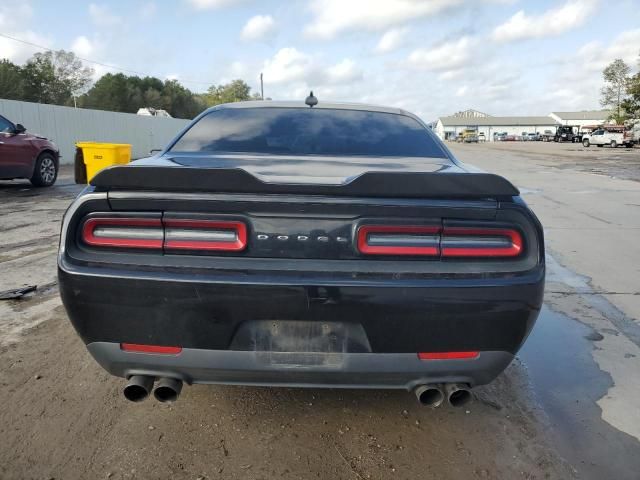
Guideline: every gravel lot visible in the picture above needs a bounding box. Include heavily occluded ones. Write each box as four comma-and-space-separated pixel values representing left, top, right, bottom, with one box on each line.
1, 142, 639, 480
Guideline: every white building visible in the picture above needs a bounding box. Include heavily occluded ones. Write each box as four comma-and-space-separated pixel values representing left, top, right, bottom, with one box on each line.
137, 107, 172, 118
550, 110, 611, 128
434, 115, 558, 142
434, 109, 612, 141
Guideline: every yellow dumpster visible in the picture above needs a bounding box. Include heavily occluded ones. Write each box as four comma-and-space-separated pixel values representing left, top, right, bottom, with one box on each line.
75, 142, 131, 183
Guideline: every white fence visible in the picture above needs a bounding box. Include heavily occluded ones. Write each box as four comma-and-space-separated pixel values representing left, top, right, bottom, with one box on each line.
0, 99, 191, 164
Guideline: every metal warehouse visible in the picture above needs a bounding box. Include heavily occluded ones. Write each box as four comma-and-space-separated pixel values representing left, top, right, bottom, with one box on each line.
434, 109, 611, 142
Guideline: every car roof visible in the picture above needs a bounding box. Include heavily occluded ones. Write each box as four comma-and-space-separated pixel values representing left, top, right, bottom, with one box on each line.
205, 100, 410, 117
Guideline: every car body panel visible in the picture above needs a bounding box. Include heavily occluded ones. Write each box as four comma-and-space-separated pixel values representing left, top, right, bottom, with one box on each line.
0, 114, 59, 180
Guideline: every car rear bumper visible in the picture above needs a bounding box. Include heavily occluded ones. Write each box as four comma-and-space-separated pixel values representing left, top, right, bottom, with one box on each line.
87, 342, 514, 389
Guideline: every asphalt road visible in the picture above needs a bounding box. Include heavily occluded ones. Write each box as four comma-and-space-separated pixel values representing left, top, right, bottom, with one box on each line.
0, 142, 639, 479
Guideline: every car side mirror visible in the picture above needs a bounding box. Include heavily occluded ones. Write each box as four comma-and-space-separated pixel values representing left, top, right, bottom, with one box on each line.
15, 124, 26, 134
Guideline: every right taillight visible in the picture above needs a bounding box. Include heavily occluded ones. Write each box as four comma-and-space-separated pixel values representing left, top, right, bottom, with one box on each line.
441, 227, 523, 258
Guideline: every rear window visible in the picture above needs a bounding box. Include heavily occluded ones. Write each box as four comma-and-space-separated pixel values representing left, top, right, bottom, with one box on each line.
170, 107, 446, 158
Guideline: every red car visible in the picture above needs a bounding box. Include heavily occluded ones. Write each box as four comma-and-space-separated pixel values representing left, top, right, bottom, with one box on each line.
0, 114, 60, 187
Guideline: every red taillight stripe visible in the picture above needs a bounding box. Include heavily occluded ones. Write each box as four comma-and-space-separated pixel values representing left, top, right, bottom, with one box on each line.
418, 351, 480, 360
82, 217, 163, 249
441, 227, 522, 257
357, 225, 441, 256
163, 219, 247, 251
120, 343, 182, 355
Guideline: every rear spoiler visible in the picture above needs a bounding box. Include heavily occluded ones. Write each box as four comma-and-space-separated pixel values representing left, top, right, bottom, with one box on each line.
91, 166, 519, 198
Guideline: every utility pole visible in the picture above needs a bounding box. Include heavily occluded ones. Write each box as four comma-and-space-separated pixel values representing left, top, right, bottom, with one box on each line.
260, 72, 264, 100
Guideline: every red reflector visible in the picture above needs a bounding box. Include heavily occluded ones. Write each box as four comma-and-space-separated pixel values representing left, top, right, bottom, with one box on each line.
418, 351, 480, 360
82, 217, 163, 249
357, 225, 441, 256
163, 219, 247, 251
441, 227, 522, 257
120, 343, 182, 355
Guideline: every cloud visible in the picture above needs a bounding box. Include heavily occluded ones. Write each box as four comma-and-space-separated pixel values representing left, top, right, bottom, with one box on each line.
0, 3, 52, 64
492, 0, 598, 43
71, 36, 94, 57
305, 0, 461, 39
326, 59, 363, 83
375, 28, 409, 53
88, 3, 122, 28
241, 14, 276, 42
407, 37, 472, 72
139, 2, 157, 18
186, 0, 247, 10
262, 47, 312, 84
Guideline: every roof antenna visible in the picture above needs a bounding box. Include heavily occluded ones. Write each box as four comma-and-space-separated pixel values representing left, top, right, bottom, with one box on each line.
305, 91, 318, 108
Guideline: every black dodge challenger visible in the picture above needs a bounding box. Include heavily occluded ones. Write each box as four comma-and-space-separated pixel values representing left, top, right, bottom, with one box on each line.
58, 98, 544, 407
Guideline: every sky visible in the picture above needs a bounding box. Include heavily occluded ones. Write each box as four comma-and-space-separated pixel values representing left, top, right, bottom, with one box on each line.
1, 0, 639, 121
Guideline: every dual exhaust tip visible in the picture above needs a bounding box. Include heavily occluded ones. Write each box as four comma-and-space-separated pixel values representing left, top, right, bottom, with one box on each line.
414, 383, 472, 408
123, 375, 182, 403
123, 376, 471, 407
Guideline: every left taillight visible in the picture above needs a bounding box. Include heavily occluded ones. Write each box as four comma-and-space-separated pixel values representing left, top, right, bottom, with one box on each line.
80, 216, 247, 253
81, 217, 164, 249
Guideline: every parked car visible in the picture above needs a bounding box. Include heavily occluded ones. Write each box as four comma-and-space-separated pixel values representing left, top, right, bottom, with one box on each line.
0, 114, 60, 186
554, 125, 580, 143
495, 132, 507, 141
582, 127, 636, 148
58, 99, 545, 408
526, 133, 540, 141
540, 130, 555, 142
478, 132, 486, 142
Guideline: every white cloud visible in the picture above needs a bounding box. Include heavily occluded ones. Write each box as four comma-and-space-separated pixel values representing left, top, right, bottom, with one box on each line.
407, 37, 472, 72
455, 85, 468, 97
375, 28, 409, 53
0, 3, 51, 64
186, 0, 247, 10
88, 3, 122, 28
241, 14, 276, 42
326, 59, 363, 83
492, 0, 598, 43
71, 36, 94, 57
305, 0, 462, 39
262, 47, 312, 84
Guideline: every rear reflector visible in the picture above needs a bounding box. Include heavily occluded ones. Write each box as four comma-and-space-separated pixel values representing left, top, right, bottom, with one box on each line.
357, 225, 440, 256
120, 343, 182, 355
418, 351, 480, 360
441, 227, 522, 257
82, 217, 163, 249
163, 219, 247, 251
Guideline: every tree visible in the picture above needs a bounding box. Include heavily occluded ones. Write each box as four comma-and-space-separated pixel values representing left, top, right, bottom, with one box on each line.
20, 50, 94, 105
0, 60, 25, 100
600, 58, 631, 123
202, 79, 253, 107
621, 52, 640, 123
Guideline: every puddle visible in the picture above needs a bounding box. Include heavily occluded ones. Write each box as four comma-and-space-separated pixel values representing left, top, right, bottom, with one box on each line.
519, 306, 640, 479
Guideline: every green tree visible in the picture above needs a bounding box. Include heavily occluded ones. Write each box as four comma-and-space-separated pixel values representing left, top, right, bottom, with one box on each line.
20, 50, 94, 105
621, 52, 640, 123
203, 79, 253, 107
600, 58, 631, 123
0, 60, 25, 100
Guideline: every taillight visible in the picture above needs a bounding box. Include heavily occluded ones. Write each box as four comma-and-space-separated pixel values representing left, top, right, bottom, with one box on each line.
356, 225, 440, 256
81, 217, 163, 249
418, 351, 480, 360
441, 227, 522, 257
164, 219, 247, 252
121, 343, 182, 355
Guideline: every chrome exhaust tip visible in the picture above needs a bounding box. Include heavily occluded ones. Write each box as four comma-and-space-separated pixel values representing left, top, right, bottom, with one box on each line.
445, 383, 473, 407
153, 377, 183, 403
123, 375, 154, 402
414, 384, 445, 407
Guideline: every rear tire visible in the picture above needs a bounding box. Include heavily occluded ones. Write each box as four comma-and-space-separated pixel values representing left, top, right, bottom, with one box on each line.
610, 140, 617, 148
30, 152, 58, 187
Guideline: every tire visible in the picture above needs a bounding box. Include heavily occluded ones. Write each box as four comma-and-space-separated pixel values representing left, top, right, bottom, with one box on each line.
582, 139, 590, 147
30, 152, 58, 187
610, 141, 617, 148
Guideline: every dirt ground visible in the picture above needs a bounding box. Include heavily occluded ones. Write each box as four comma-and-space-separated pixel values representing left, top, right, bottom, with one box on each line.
1, 142, 639, 479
